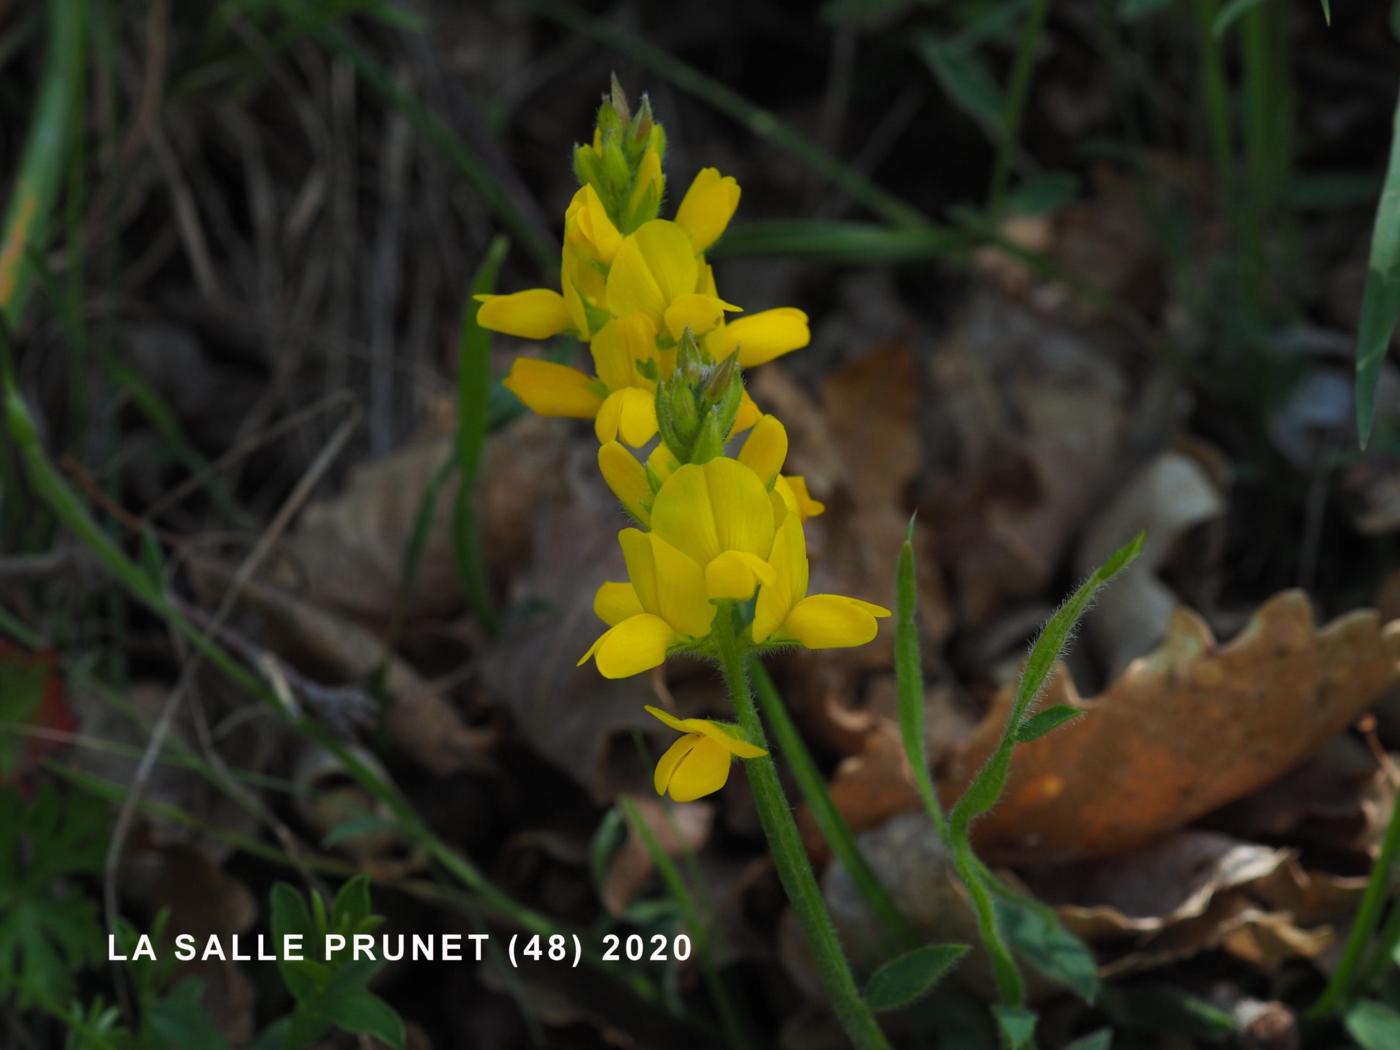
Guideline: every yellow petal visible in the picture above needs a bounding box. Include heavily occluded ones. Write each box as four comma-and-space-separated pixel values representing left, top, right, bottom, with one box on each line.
647, 533, 715, 638
580, 613, 677, 678
606, 221, 698, 321
594, 581, 644, 626
565, 184, 622, 264
704, 458, 775, 558
561, 247, 600, 338
476, 289, 572, 340
753, 514, 808, 644
598, 442, 652, 524
737, 415, 788, 485
783, 594, 888, 649
730, 390, 762, 437
619, 528, 659, 614
503, 359, 603, 418
650, 458, 773, 566
776, 474, 825, 519
654, 733, 701, 796
647, 444, 680, 486
594, 387, 658, 447
716, 308, 810, 367
627, 150, 665, 219
666, 736, 733, 801
663, 293, 733, 341
674, 167, 742, 252
590, 314, 658, 392
644, 705, 769, 760
649, 463, 719, 565
705, 550, 776, 600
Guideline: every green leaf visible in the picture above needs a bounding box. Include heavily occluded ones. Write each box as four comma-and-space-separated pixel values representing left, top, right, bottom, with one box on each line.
1347, 1001, 1400, 1050
993, 893, 1100, 1003
148, 979, 230, 1050
863, 943, 969, 1011
951, 533, 1142, 832
894, 518, 946, 834
1320, 0, 1331, 25
993, 1005, 1037, 1049
1064, 1030, 1112, 1050
332, 874, 373, 931
1015, 704, 1083, 743
1356, 86, 1400, 448
269, 883, 317, 1001
138, 525, 165, 591
916, 36, 1005, 135
323, 990, 405, 1049
454, 236, 510, 633
0, 651, 47, 775
321, 813, 397, 849
710, 220, 965, 265
1213, 0, 1266, 38
1003, 172, 1081, 215
1118, 0, 1173, 20
589, 806, 627, 891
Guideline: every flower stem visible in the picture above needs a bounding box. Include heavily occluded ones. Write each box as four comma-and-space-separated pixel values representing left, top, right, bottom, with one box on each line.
712, 608, 890, 1050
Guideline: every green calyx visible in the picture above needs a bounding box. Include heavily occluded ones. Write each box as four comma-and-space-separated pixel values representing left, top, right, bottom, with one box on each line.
655, 330, 743, 465
574, 75, 667, 234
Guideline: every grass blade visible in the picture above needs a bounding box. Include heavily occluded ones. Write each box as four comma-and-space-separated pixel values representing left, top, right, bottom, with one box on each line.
1355, 84, 1400, 448
0, 0, 86, 328
455, 236, 509, 633
750, 658, 916, 953
618, 796, 758, 1050
710, 221, 966, 265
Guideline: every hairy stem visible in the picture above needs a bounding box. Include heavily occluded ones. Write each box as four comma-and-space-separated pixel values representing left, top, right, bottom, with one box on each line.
711, 608, 890, 1050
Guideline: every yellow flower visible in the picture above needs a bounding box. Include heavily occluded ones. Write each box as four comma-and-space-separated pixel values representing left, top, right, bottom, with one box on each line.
649, 457, 778, 601
753, 513, 891, 649
502, 314, 663, 446
674, 167, 741, 252
645, 704, 766, 802
706, 307, 811, 368
579, 529, 716, 678
564, 184, 623, 266
605, 220, 738, 339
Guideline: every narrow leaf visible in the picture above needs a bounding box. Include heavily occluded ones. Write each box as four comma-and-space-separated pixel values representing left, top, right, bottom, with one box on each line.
1065, 1031, 1112, 1050
1016, 704, 1083, 743
324, 991, 406, 1050
863, 943, 969, 1011
894, 518, 946, 834
1356, 85, 1400, 448
1213, 0, 1265, 38
455, 236, 509, 633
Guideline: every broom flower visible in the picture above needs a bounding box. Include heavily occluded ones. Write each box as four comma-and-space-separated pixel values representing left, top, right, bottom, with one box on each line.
645, 704, 766, 802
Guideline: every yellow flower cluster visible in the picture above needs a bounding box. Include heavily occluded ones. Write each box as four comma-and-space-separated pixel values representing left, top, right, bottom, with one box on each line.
479, 83, 888, 800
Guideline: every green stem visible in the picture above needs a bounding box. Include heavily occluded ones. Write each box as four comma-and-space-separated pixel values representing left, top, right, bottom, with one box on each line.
1194, 0, 1233, 205
1309, 783, 1400, 1017
749, 657, 916, 954
711, 609, 891, 1050
619, 796, 757, 1050
987, 0, 1050, 212
951, 837, 1024, 1007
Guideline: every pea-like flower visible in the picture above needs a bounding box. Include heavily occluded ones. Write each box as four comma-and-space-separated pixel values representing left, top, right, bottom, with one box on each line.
578, 528, 716, 679
644, 705, 766, 802
753, 512, 891, 649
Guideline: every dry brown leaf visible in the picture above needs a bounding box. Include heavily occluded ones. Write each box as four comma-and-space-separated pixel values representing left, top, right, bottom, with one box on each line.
921, 289, 1128, 628
1076, 451, 1226, 678
281, 415, 564, 624
603, 795, 713, 916
481, 440, 664, 800
943, 591, 1400, 863
188, 557, 496, 776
